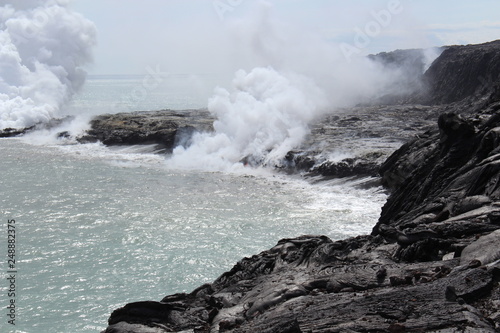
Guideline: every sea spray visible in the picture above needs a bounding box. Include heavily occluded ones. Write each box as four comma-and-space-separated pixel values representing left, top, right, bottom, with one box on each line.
166, 67, 327, 171
0, 0, 96, 129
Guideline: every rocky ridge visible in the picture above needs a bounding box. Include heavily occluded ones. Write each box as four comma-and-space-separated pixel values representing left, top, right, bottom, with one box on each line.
102, 41, 500, 332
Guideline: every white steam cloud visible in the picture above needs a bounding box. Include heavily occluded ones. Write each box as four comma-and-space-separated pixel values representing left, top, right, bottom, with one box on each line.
0, 0, 96, 129
166, 3, 422, 172
169, 67, 327, 171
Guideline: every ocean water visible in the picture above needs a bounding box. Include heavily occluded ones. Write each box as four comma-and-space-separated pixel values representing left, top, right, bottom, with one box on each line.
66, 74, 229, 116
0, 76, 387, 333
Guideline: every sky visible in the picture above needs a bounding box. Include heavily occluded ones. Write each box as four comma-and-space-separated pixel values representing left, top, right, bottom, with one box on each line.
67, 0, 500, 76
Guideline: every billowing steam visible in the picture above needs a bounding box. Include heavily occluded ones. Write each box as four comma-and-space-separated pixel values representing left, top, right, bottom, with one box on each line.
0, 0, 96, 129
166, 3, 430, 172
169, 67, 327, 171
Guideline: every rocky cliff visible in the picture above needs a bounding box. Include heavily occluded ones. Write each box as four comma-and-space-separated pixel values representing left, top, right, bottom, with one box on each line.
423, 40, 500, 104
102, 41, 500, 332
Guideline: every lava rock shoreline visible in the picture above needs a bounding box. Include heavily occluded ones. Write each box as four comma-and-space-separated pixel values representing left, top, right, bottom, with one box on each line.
102, 41, 500, 332
75, 109, 215, 154
102, 89, 500, 333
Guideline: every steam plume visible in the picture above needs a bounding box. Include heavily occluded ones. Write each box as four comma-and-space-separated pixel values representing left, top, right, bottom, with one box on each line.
166, 3, 429, 171
169, 67, 327, 171
0, 0, 96, 129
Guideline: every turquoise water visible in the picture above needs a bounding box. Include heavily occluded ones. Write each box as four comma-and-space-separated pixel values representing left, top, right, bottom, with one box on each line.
0, 138, 385, 332
0, 76, 386, 332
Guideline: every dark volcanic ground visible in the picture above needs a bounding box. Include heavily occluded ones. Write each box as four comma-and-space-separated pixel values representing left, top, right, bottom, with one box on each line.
293, 104, 439, 178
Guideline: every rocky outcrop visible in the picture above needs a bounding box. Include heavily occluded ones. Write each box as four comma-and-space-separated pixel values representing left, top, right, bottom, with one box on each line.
0, 117, 74, 138
282, 104, 439, 178
0, 126, 35, 137
372, 92, 500, 262
103, 234, 500, 332
77, 110, 214, 152
423, 40, 500, 104
367, 40, 500, 105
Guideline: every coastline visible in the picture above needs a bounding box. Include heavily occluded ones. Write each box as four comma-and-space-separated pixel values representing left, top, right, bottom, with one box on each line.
102, 88, 500, 333
100, 41, 500, 332
2, 40, 500, 332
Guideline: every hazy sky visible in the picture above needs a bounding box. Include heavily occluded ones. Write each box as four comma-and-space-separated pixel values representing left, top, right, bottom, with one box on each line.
68, 0, 500, 75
